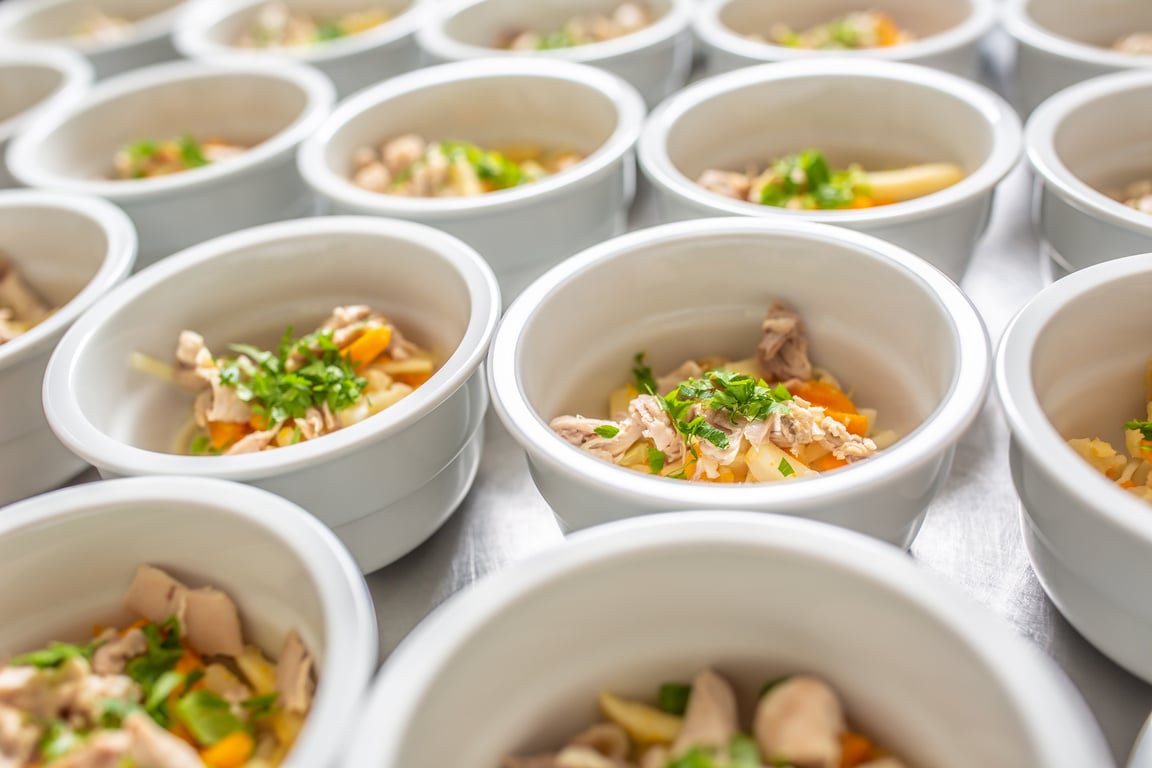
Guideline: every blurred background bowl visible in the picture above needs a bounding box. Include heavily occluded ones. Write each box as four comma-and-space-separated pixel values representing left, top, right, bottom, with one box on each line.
488, 218, 990, 547
0, 475, 378, 768
42, 216, 500, 573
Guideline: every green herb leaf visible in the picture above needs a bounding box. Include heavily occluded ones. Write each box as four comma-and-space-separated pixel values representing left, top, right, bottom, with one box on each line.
648, 447, 666, 474
174, 690, 249, 747
1126, 420, 1152, 441
729, 735, 762, 768
178, 134, 208, 170
633, 353, 659, 395
39, 722, 83, 762
593, 424, 621, 439
240, 692, 280, 722
666, 747, 721, 768
125, 618, 185, 705
144, 670, 186, 726
778, 457, 795, 477
657, 682, 692, 716
9, 638, 104, 669
100, 697, 139, 729
313, 19, 346, 41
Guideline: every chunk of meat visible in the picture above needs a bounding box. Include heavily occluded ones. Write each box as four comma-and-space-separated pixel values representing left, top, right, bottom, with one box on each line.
555, 746, 628, 768
569, 723, 630, 760
754, 676, 845, 768
0, 657, 90, 721
697, 170, 751, 200
639, 746, 668, 768
202, 663, 252, 704
549, 415, 643, 461
0, 702, 39, 767
694, 409, 746, 479
183, 588, 244, 657
382, 134, 426, 175
297, 405, 339, 442
819, 416, 877, 462
123, 565, 188, 629
0, 253, 51, 327
124, 711, 207, 768
224, 427, 278, 455
69, 673, 141, 724
91, 628, 147, 675
53, 730, 132, 768
176, 331, 252, 425
275, 630, 315, 715
672, 669, 738, 756
757, 304, 813, 383
629, 394, 684, 463
654, 360, 703, 397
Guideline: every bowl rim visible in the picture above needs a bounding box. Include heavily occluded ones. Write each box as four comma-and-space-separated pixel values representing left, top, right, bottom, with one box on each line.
693, 0, 997, 64
0, 43, 92, 144
1025, 68, 1152, 238
41, 215, 501, 480
5, 58, 336, 201
0, 190, 137, 374
0, 474, 378, 768
488, 217, 990, 509
416, 0, 694, 65
341, 511, 1109, 766
996, 252, 1152, 546
637, 58, 1022, 225
296, 57, 646, 218
174, 0, 430, 65
0, 0, 189, 54
1003, 0, 1152, 69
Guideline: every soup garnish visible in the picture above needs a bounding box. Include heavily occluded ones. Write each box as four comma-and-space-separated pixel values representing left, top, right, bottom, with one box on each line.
499, 2, 654, 50
0, 254, 52, 345
236, 3, 392, 48
753, 10, 913, 50
113, 135, 246, 180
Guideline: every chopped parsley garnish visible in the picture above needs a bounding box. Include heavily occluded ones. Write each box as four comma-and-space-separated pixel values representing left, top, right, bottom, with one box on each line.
593, 424, 621, 439
39, 723, 82, 762
778, 457, 795, 477
632, 352, 658, 395
758, 150, 869, 210
219, 326, 368, 426
440, 141, 527, 190
537, 29, 578, 49
240, 692, 280, 722
728, 735, 762, 768
674, 370, 793, 425
1125, 419, 1152, 441
178, 134, 208, 170
648, 447, 666, 474
313, 19, 347, 41
125, 618, 185, 709
658, 682, 692, 716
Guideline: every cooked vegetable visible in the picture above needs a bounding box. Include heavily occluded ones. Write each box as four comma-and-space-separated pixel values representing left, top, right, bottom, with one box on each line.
0, 253, 53, 346
236, 3, 392, 48
549, 303, 898, 484
0, 565, 315, 767
696, 149, 964, 210
351, 134, 583, 198
500, 2, 654, 50
112, 134, 246, 179
758, 11, 913, 50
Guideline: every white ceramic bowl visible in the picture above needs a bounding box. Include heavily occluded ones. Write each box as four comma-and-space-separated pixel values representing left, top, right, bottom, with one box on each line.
1004, 0, 1152, 116
0, 0, 186, 79
488, 218, 990, 547
694, 0, 996, 80
0, 190, 135, 506
42, 216, 500, 573
7, 59, 336, 269
418, 0, 693, 108
638, 59, 1022, 282
1026, 69, 1152, 277
175, 0, 427, 99
343, 512, 1111, 766
297, 58, 646, 302
0, 45, 91, 188
0, 475, 378, 768
997, 253, 1152, 684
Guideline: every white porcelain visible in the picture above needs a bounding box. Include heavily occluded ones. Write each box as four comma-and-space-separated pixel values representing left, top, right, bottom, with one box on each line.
1004, 0, 1152, 116
998, 252, 1152, 684
42, 216, 501, 573
1026, 69, 1152, 275
694, 0, 995, 80
297, 58, 645, 302
0, 45, 91, 188
7, 59, 336, 269
0, 475, 377, 768
418, 0, 693, 108
637, 59, 1022, 282
0, 190, 135, 506
344, 512, 1111, 766
175, 0, 427, 99
488, 218, 990, 547
0, 0, 186, 79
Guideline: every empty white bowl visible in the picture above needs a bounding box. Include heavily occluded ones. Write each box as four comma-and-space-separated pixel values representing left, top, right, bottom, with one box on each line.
0, 45, 91, 188
694, 0, 996, 80
7, 59, 336, 269
418, 0, 694, 108
1026, 69, 1152, 276
175, 0, 427, 99
297, 58, 646, 302
998, 252, 1152, 684
638, 59, 1022, 282
343, 512, 1111, 766
1004, 0, 1152, 115
488, 218, 990, 547
0, 475, 378, 768
0, 0, 186, 79
0, 190, 135, 506
42, 216, 500, 573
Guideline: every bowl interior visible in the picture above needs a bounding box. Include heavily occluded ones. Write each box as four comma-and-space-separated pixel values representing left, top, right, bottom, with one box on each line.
1, 0, 182, 41
1052, 82, 1152, 194
0, 201, 108, 314
1031, 273, 1152, 445
0, 495, 325, 672
718, 0, 970, 40
0, 62, 64, 126
387, 538, 1035, 765
1024, 0, 1152, 50
443, 0, 672, 48
517, 231, 956, 441
664, 75, 992, 184
201, 0, 415, 48
323, 74, 618, 179
31, 72, 309, 181
68, 229, 473, 454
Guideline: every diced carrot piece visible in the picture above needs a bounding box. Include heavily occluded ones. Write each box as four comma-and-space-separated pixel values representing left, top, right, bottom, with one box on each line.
249, 412, 269, 431
175, 644, 205, 674
789, 380, 858, 414
826, 410, 869, 437
208, 421, 249, 451
393, 370, 433, 388
121, 618, 149, 637
840, 732, 879, 768
875, 14, 902, 47
200, 731, 254, 768
815, 454, 849, 472
1121, 480, 1136, 489
847, 195, 876, 209
345, 326, 393, 369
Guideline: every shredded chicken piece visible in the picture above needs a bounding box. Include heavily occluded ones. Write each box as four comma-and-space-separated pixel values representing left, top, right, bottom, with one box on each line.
0, 702, 39, 767
758, 303, 813, 383
276, 630, 315, 715
0, 253, 52, 345
91, 628, 147, 675
696, 169, 751, 201
672, 669, 738, 756
549, 415, 644, 461
754, 676, 845, 768
124, 711, 206, 768
629, 394, 684, 464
